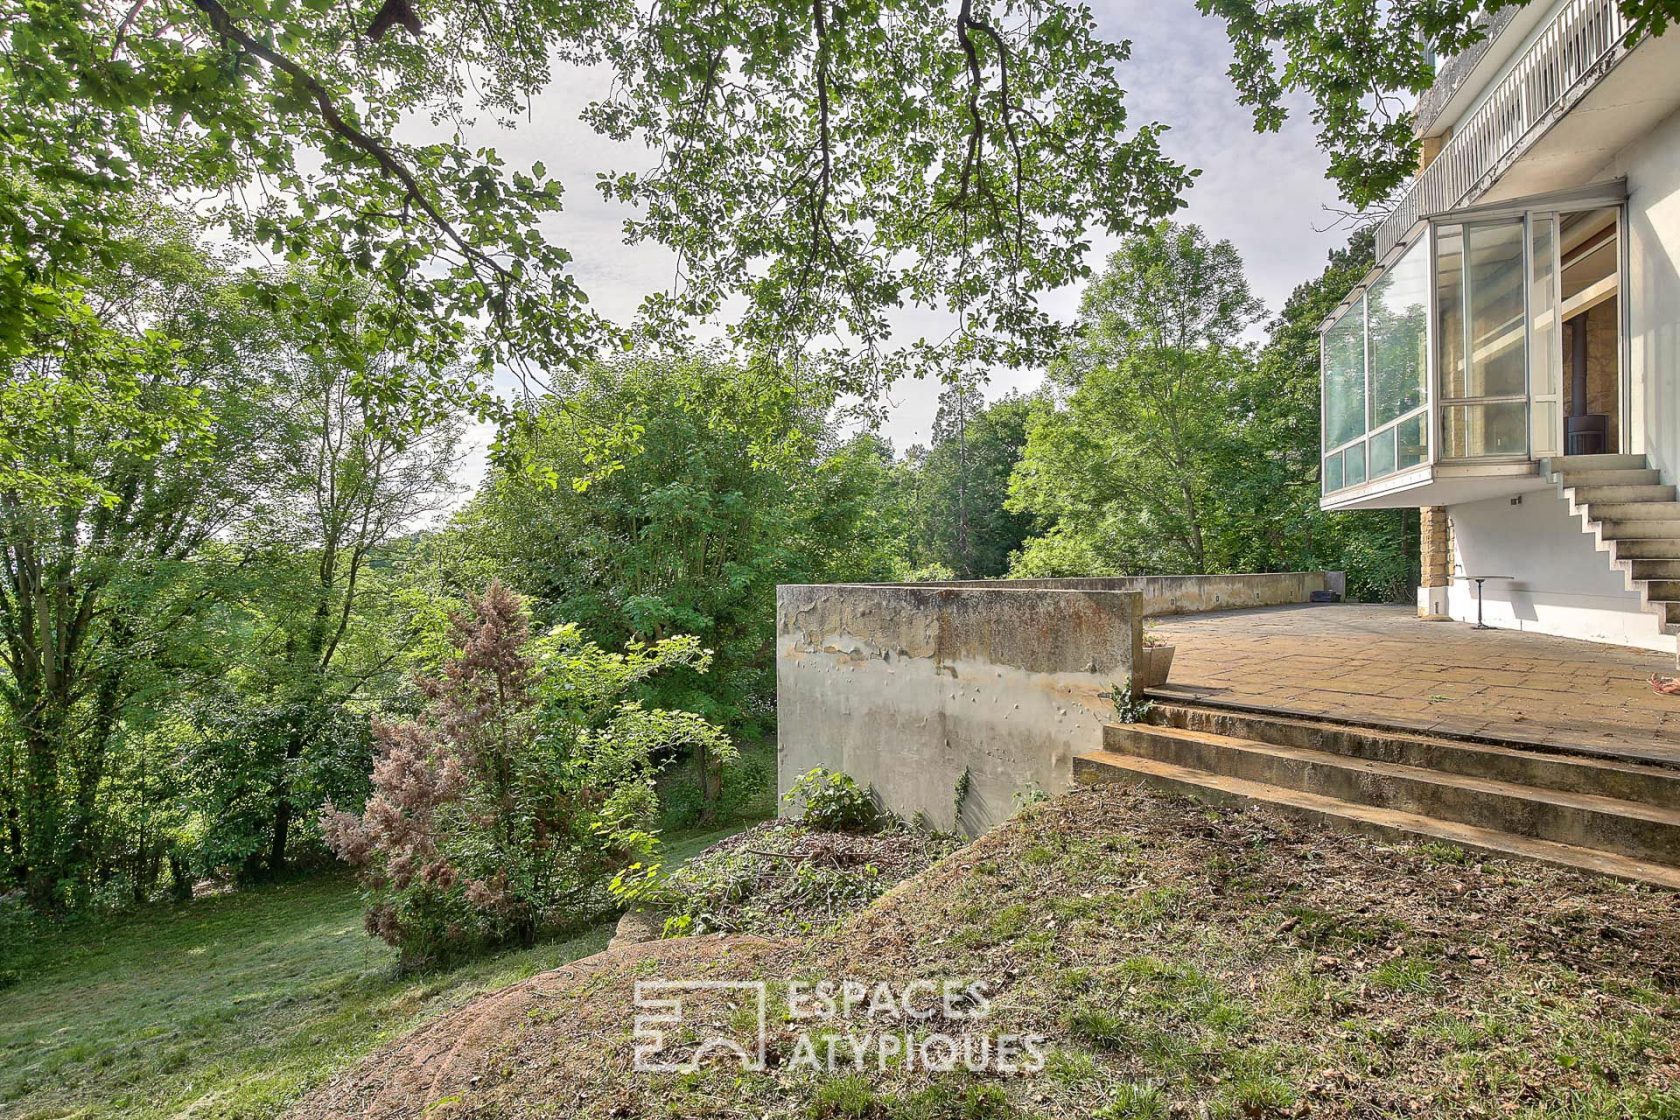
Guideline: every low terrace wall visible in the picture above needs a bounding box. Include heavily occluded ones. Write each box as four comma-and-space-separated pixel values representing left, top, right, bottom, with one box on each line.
775, 573, 1340, 834
776, 584, 1142, 835
917, 572, 1344, 617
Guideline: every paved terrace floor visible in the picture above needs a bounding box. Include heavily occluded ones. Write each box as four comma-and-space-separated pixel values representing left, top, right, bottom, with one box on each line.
1148, 604, 1680, 767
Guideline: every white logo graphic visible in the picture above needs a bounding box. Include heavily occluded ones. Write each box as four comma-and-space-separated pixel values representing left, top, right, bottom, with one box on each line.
631, 978, 1047, 1076
632, 980, 768, 1073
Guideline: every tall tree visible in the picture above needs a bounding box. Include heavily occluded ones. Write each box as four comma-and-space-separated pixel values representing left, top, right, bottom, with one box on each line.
0, 216, 279, 904
235, 317, 463, 877
458, 351, 883, 737
1009, 222, 1263, 576
913, 387, 1040, 578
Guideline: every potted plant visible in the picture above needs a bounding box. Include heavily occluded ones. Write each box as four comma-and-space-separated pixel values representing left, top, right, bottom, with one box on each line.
1137, 627, 1175, 689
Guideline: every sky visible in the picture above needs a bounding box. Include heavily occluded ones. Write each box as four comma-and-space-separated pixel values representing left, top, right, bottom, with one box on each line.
450, 0, 1351, 483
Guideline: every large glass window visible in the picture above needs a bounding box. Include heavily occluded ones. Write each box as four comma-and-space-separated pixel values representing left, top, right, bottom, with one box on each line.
1367, 239, 1429, 427
1322, 194, 1626, 498
1321, 237, 1431, 495
1465, 222, 1527, 398
1529, 216, 1561, 457
1438, 219, 1530, 459
1323, 296, 1366, 451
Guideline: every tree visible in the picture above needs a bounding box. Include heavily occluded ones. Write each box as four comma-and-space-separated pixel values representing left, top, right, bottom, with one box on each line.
1008, 222, 1263, 576
912, 387, 1040, 578
3, 0, 1195, 416
0, 211, 466, 904
235, 302, 463, 878
0, 215, 281, 906
321, 581, 731, 970
1007, 221, 1419, 599
457, 351, 901, 738
1230, 229, 1419, 601
1201, 0, 1678, 211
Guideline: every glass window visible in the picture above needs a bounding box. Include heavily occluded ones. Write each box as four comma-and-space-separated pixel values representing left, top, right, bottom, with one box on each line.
1438, 219, 1529, 459
1368, 426, 1398, 480
1323, 451, 1344, 494
1437, 225, 1465, 399
1367, 239, 1428, 427
1344, 441, 1368, 486
1323, 298, 1366, 450
1396, 411, 1428, 470
1529, 215, 1561, 457
1464, 221, 1527, 399
1442, 402, 1528, 458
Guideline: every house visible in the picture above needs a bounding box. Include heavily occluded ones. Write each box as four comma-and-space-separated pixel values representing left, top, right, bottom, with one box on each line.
1318, 0, 1680, 658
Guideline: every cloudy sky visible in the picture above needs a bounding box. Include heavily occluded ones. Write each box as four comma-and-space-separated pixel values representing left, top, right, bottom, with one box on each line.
451, 0, 1351, 476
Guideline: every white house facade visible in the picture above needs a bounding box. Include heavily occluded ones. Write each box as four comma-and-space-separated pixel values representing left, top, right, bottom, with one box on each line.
1319, 0, 1680, 658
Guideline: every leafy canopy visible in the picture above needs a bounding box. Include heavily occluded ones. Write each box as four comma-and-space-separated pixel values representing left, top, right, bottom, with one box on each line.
3, 0, 1195, 398
1202, 0, 1679, 210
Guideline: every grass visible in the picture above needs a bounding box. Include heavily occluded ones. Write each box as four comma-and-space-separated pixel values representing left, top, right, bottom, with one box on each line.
0, 875, 609, 1119
0, 814, 768, 1120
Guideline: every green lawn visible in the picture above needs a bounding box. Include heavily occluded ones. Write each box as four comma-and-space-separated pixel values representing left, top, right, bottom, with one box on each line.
0, 875, 611, 1119
0, 810, 767, 1120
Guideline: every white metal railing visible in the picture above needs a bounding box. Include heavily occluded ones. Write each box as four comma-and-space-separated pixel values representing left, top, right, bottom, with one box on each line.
1377, 0, 1633, 257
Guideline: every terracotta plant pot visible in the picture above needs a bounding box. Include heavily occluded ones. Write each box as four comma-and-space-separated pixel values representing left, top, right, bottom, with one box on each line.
1138, 645, 1176, 689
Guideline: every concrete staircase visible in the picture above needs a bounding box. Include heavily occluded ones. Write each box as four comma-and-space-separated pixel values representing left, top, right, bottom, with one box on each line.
1074, 702, 1680, 888
1547, 452, 1680, 657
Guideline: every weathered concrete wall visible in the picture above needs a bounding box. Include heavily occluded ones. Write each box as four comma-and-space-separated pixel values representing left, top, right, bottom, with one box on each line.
777, 585, 1141, 835
913, 572, 1341, 617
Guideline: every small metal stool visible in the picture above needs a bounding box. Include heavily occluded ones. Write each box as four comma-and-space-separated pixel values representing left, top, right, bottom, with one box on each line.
1458, 574, 1512, 630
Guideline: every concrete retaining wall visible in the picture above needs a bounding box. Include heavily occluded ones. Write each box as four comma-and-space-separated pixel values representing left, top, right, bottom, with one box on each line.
916, 572, 1343, 617
776, 584, 1142, 835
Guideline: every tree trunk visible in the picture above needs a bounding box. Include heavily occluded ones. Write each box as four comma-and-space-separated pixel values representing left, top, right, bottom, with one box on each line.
21, 707, 67, 908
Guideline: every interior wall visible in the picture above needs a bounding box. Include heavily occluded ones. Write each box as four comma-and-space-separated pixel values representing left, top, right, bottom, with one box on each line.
1445, 490, 1670, 652
1563, 301, 1622, 452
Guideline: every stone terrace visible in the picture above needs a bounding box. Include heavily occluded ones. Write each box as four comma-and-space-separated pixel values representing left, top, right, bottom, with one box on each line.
1148, 603, 1680, 767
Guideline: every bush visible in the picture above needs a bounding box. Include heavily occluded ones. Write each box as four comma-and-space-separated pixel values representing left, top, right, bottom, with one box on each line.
782, 767, 878, 833
322, 581, 733, 969
642, 819, 962, 938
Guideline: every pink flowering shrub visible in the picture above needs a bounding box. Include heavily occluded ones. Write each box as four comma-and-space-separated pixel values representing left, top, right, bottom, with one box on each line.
322, 580, 731, 969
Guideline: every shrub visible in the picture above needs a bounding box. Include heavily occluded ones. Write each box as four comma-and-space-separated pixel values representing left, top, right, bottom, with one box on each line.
322, 580, 733, 969
782, 767, 878, 833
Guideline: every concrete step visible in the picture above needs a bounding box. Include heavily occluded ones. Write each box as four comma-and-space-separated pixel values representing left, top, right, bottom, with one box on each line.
1651, 601, 1680, 627
1601, 519, 1680, 540
1557, 468, 1664, 488
1646, 581, 1680, 601
1614, 539, 1680, 560
1103, 724, 1680, 865
1142, 703, 1680, 805
1551, 453, 1650, 471
1073, 751, 1680, 889
1630, 559, 1680, 580
1570, 484, 1679, 504
1587, 502, 1680, 521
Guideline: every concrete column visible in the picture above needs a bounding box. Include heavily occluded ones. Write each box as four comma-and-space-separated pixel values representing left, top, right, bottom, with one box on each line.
1418, 506, 1452, 619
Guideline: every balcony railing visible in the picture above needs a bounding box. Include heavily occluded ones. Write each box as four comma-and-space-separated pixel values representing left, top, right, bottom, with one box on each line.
1376, 0, 1633, 258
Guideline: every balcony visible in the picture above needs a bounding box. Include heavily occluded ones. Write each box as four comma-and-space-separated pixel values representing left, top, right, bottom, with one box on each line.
1376, 0, 1635, 259
1322, 183, 1627, 511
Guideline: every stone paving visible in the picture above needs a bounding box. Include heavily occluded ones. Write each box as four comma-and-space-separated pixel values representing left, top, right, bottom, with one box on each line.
1148, 603, 1680, 766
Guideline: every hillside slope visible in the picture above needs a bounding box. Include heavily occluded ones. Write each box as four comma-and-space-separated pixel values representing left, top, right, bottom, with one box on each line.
289, 785, 1680, 1120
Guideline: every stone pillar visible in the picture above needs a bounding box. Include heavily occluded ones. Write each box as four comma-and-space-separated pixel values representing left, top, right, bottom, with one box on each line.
1418, 506, 1452, 619
1418, 129, 1450, 172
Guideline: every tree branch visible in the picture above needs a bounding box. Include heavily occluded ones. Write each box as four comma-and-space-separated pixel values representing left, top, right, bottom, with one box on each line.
188, 0, 515, 298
